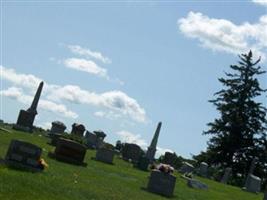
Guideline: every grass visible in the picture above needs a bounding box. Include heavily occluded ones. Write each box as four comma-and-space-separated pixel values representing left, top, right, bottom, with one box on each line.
0, 125, 264, 200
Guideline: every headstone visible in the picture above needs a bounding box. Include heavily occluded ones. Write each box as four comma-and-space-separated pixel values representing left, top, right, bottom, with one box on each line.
264, 186, 267, 200
71, 123, 85, 137
162, 152, 176, 167
137, 155, 150, 171
199, 162, 208, 177
245, 174, 261, 193
50, 121, 66, 135
13, 82, 43, 132
220, 167, 232, 184
122, 143, 142, 163
49, 133, 62, 146
147, 170, 176, 197
85, 130, 105, 149
187, 179, 208, 190
95, 148, 114, 164
5, 140, 43, 171
49, 138, 87, 165
179, 162, 195, 174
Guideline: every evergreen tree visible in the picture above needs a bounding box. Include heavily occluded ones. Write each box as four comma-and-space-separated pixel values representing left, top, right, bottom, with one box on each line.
203, 51, 267, 184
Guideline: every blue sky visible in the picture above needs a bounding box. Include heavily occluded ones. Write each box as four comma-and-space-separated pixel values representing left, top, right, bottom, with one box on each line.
1, 0, 267, 158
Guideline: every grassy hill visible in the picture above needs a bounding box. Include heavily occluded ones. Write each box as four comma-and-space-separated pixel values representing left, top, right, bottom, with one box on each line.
0, 125, 264, 200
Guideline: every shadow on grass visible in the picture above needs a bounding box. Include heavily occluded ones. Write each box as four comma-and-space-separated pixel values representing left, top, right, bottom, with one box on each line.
140, 186, 177, 199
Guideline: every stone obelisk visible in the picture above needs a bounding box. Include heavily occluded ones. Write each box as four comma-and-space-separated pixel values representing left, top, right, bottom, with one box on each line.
146, 122, 162, 163
13, 81, 44, 132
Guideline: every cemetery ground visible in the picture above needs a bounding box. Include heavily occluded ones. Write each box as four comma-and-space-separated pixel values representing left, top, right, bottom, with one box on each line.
0, 126, 264, 200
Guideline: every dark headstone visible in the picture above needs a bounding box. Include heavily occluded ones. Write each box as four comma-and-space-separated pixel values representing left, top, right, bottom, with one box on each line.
49, 133, 62, 146
122, 143, 142, 163
85, 131, 104, 149
264, 187, 267, 200
220, 167, 232, 184
137, 156, 150, 171
199, 162, 208, 177
71, 123, 85, 137
179, 162, 195, 174
162, 152, 176, 167
95, 148, 114, 164
5, 140, 43, 172
49, 138, 87, 165
50, 121, 66, 135
147, 170, 176, 197
244, 174, 261, 193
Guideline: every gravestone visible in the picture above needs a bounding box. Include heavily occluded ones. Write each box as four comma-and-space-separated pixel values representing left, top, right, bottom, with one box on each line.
221, 167, 232, 184
179, 162, 195, 174
199, 162, 208, 177
245, 174, 261, 193
85, 130, 106, 149
122, 143, 142, 163
162, 152, 176, 167
244, 157, 261, 193
147, 170, 176, 197
264, 186, 267, 200
5, 139, 43, 171
49, 133, 62, 146
50, 121, 66, 135
95, 148, 115, 164
49, 138, 87, 165
137, 155, 150, 171
71, 123, 85, 137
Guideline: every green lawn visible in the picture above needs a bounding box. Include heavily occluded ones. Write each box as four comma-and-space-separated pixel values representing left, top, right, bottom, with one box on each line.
0, 126, 264, 200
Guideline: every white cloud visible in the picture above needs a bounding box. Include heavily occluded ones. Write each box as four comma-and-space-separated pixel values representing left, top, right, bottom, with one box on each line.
1, 87, 78, 119
178, 12, 267, 60
156, 147, 174, 157
1, 66, 147, 123
116, 130, 148, 147
64, 58, 108, 78
67, 45, 111, 64
115, 130, 172, 158
47, 85, 147, 123
252, 0, 267, 7
37, 122, 51, 130
94, 110, 122, 120
0, 65, 58, 93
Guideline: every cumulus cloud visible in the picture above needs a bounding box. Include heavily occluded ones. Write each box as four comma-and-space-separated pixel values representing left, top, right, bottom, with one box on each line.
116, 130, 172, 158
1, 66, 147, 123
252, 0, 267, 7
67, 45, 111, 64
37, 122, 51, 130
1, 87, 78, 119
178, 12, 267, 60
64, 58, 108, 78
116, 130, 148, 147
94, 110, 122, 120
47, 85, 147, 123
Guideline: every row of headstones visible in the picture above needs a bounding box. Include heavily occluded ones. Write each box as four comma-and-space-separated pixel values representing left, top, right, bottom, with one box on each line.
49, 121, 107, 150
162, 151, 264, 194
4, 137, 265, 198
179, 160, 261, 193
3, 138, 176, 197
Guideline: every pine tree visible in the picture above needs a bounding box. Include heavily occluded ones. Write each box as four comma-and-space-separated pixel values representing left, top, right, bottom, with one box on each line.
203, 51, 267, 183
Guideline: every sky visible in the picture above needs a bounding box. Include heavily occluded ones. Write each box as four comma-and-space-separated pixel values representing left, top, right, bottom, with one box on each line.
1, 0, 267, 158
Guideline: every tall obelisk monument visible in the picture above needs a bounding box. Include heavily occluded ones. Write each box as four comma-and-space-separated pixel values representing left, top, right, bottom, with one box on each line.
146, 122, 162, 163
13, 81, 44, 132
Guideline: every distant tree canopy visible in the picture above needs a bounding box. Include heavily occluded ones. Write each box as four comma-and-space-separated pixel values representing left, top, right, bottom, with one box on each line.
195, 51, 267, 186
